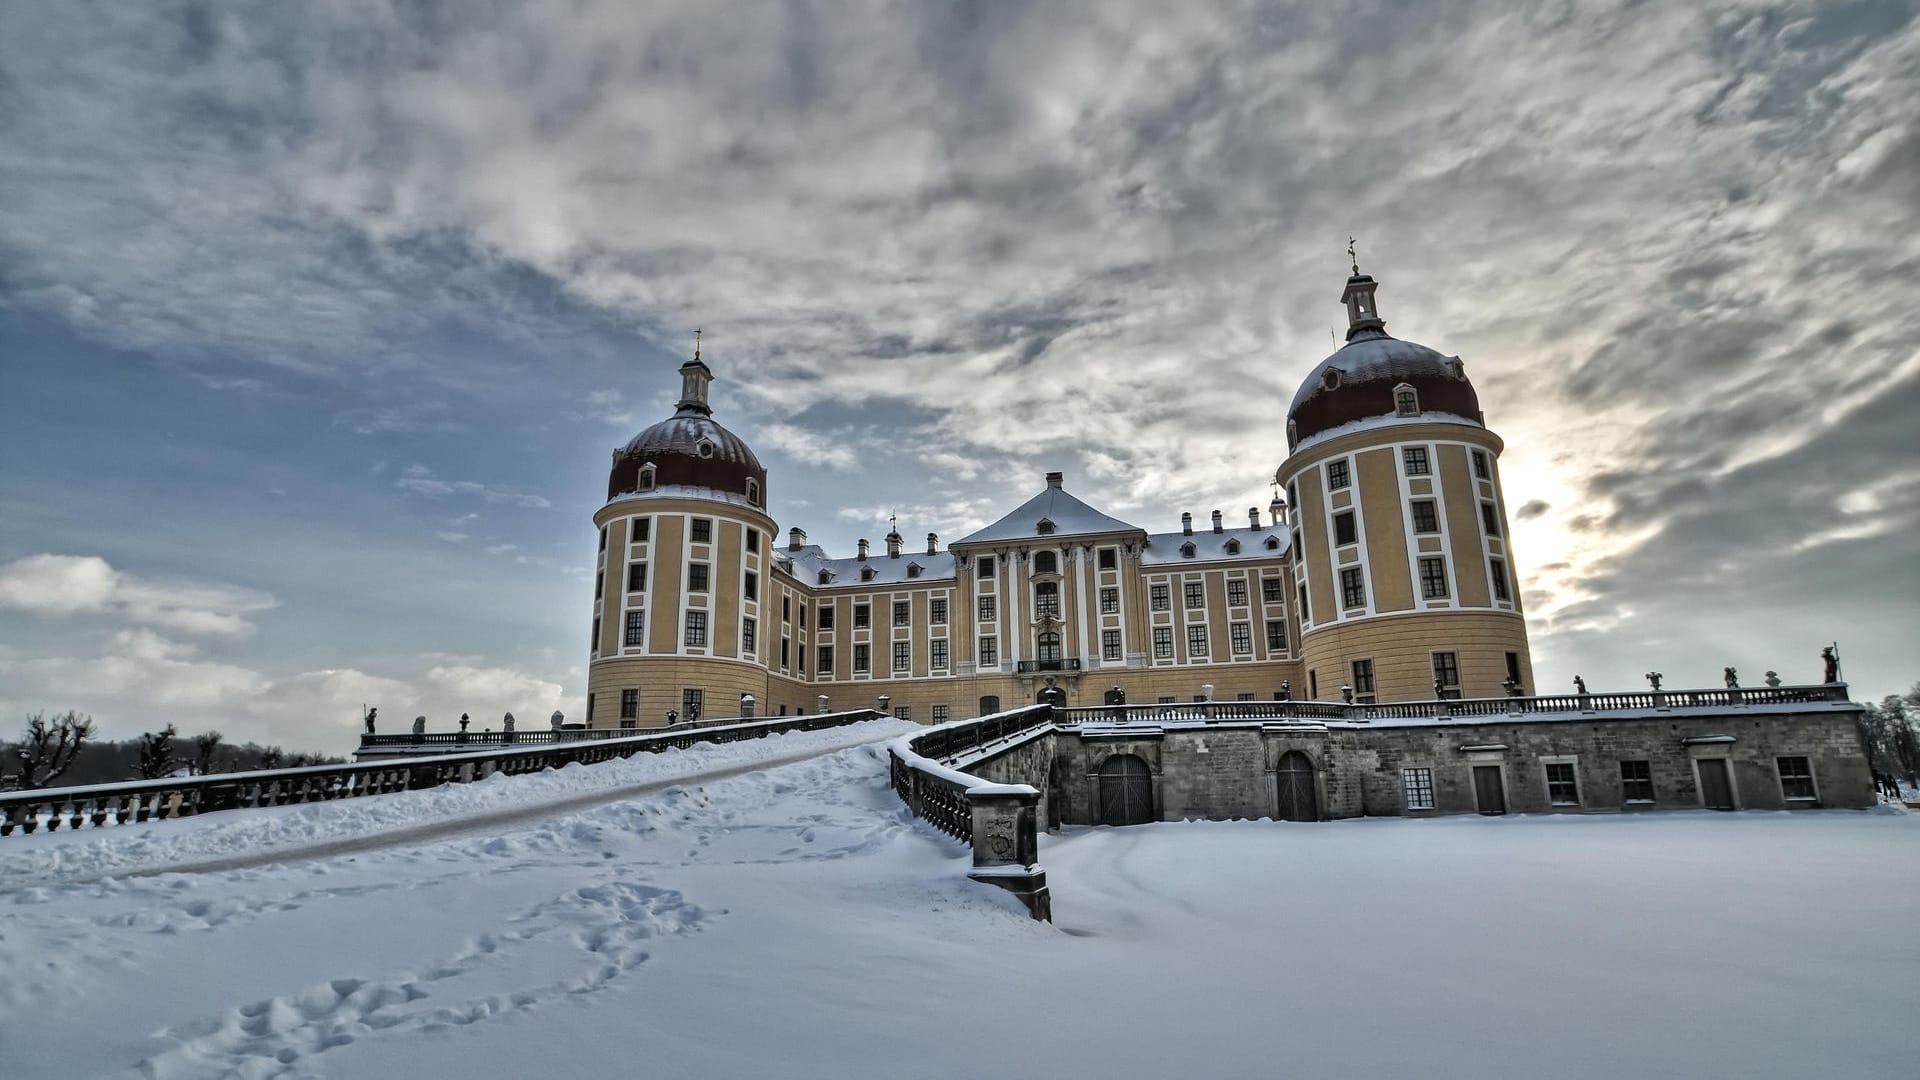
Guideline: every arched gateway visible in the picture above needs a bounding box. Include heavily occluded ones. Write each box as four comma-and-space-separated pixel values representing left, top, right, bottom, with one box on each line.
1275, 750, 1319, 822
1097, 754, 1154, 826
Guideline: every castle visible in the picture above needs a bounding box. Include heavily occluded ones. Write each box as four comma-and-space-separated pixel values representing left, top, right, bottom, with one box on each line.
585, 264, 1531, 726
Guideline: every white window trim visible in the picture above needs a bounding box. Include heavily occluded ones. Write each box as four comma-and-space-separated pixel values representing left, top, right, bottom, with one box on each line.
1540, 754, 1581, 807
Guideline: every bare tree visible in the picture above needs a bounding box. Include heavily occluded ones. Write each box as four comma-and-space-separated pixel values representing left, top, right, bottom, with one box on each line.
137, 724, 179, 780
13, 710, 97, 789
192, 730, 226, 775
257, 746, 284, 770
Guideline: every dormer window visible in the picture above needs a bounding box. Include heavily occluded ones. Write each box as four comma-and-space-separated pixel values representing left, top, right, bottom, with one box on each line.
1393, 383, 1420, 417
1322, 368, 1342, 391
907, 563, 923, 579
1286, 419, 1298, 448
1181, 541, 1196, 558
1265, 535, 1280, 550
1225, 539, 1241, 555
638, 463, 657, 492
695, 439, 715, 459
817, 570, 832, 585
746, 478, 760, 505
861, 566, 876, 582
1036, 518, 1056, 535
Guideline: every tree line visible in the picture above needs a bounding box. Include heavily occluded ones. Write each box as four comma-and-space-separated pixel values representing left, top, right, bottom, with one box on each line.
1, 710, 345, 791
1861, 683, 1920, 789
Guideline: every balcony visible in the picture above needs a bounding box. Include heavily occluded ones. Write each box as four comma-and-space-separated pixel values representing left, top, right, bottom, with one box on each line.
1016, 658, 1082, 674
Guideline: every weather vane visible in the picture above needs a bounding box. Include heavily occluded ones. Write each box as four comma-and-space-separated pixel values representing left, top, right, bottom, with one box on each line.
1348, 236, 1359, 276
693, 327, 702, 361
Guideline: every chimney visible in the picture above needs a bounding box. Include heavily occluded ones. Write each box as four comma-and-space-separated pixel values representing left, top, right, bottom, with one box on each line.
1249, 507, 1261, 530
857, 538, 870, 560
885, 532, 903, 559
1045, 470, 1064, 489
788, 527, 807, 551
1181, 512, 1193, 536
926, 532, 939, 555
1211, 510, 1224, 534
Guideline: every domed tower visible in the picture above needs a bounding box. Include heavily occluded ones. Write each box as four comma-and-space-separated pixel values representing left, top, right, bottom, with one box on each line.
588, 337, 776, 728
1275, 261, 1533, 703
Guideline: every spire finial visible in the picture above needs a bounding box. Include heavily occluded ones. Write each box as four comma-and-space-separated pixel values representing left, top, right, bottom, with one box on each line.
1348, 236, 1359, 276
889, 509, 898, 532
692, 327, 702, 362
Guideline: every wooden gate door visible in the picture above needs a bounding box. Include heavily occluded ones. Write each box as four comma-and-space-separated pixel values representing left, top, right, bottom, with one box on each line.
1275, 751, 1319, 821
1097, 755, 1154, 826
1697, 758, 1735, 810
1472, 765, 1506, 815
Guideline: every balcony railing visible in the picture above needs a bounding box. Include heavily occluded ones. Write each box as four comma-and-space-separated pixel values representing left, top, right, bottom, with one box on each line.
1015, 658, 1082, 674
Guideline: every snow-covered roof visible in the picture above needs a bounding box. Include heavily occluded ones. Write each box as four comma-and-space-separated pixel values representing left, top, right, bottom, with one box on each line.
777, 545, 958, 589
602, 484, 767, 513
1140, 524, 1289, 566
1286, 411, 1486, 458
955, 480, 1141, 545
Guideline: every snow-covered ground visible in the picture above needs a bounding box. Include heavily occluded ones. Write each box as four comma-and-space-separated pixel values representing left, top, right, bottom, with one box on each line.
2, 725, 1915, 1080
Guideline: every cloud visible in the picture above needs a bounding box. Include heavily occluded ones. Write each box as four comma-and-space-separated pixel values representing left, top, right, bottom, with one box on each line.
0, 554, 276, 638
581, 388, 634, 427
758, 423, 860, 470
395, 465, 552, 509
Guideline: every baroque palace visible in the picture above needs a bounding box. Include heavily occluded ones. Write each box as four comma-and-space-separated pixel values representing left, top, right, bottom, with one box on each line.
585, 265, 1534, 727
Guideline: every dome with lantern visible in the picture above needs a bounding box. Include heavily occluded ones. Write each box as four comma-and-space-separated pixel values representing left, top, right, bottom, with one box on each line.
607, 341, 767, 505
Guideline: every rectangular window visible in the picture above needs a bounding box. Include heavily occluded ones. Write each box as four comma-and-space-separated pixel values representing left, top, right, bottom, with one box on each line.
1402, 447, 1430, 476
1153, 626, 1174, 659
595, 571, 604, 599
932, 705, 949, 723
893, 600, 910, 626
817, 644, 833, 674
1411, 500, 1439, 534
894, 706, 911, 723
743, 570, 757, 601
1327, 459, 1350, 490
682, 688, 703, 722
624, 610, 645, 646
854, 643, 870, 672
1352, 659, 1376, 702
742, 616, 756, 653
1298, 584, 1310, 624
1480, 501, 1501, 537
1340, 567, 1366, 609
1777, 756, 1816, 801
1230, 622, 1252, 654
1266, 619, 1287, 651
1186, 624, 1208, 658
691, 518, 712, 544
598, 528, 608, 552
1506, 651, 1522, 685
783, 596, 791, 621
628, 562, 647, 593
1237, 692, 1255, 702
684, 611, 707, 647
1432, 651, 1460, 698
814, 606, 833, 632
1034, 583, 1060, 618
780, 638, 789, 668
688, 563, 709, 592
745, 527, 759, 552
1621, 760, 1654, 803
1098, 548, 1117, 570
978, 554, 995, 577
978, 595, 996, 622
1472, 450, 1491, 480
1309, 670, 1319, 699
1100, 587, 1119, 613
978, 637, 997, 667
798, 644, 807, 673
1262, 576, 1282, 603
1184, 581, 1204, 609
1490, 558, 1511, 602
1151, 583, 1170, 611
1546, 762, 1580, 806
1228, 580, 1248, 607
1403, 767, 1435, 810
1334, 510, 1358, 546
930, 597, 947, 624
930, 639, 948, 670
1102, 629, 1122, 661
620, 688, 638, 719
854, 604, 870, 629
1419, 556, 1450, 599
893, 641, 911, 671
591, 617, 600, 652
631, 518, 649, 543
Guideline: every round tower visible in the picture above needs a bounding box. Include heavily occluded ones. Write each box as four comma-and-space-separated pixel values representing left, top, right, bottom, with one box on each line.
1275, 262, 1533, 703
588, 337, 777, 728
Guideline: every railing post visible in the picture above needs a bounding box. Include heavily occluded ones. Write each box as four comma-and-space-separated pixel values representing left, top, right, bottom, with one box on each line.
965, 785, 1051, 922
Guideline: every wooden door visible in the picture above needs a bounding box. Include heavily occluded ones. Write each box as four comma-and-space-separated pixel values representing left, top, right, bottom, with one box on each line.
1097, 754, 1154, 826
1697, 758, 1735, 810
1473, 765, 1506, 815
1275, 751, 1319, 821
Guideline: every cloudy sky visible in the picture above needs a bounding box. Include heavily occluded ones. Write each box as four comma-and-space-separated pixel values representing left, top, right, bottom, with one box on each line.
2, 1, 1915, 753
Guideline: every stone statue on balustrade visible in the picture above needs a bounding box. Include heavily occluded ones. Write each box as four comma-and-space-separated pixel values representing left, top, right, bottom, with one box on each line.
1821, 645, 1840, 684
412, 715, 426, 735
1724, 667, 1739, 689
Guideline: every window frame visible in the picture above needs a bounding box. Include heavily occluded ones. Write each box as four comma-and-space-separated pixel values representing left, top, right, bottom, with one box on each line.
930, 639, 948, 671
1186, 624, 1208, 658
1152, 626, 1174, 659
1432, 651, 1461, 699
1327, 459, 1351, 490
1333, 510, 1358, 547
817, 643, 833, 674
1403, 767, 1435, 810
930, 597, 947, 624
1183, 581, 1204, 610
977, 636, 998, 667
1340, 567, 1366, 609
1620, 759, 1654, 804
1402, 446, 1430, 476
690, 517, 713, 544
624, 609, 645, 646
1100, 587, 1119, 614
1777, 756, 1817, 802
1229, 622, 1252, 655
1419, 556, 1450, 600
893, 640, 912, 671
1150, 583, 1170, 611
1266, 619, 1287, 651
978, 595, 996, 622
893, 600, 911, 627
1544, 761, 1581, 806
687, 562, 710, 593
853, 643, 870, 672
683, 610, 708, 647
1102, 629, 1122, 661
620, 688, 638, 719
1227, 579, 1248, 607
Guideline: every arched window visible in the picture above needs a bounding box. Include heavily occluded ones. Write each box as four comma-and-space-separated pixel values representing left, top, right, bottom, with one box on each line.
1393, 383, 1420, 417
1181, 541, 1196, 558
1033, 550, 1058, 575
1036, 630, 1062, 662
638, 464, 657, 492
746, 478, 760, 506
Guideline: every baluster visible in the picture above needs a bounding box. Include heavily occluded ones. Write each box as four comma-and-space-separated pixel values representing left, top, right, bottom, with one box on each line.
87, 797, 109, 829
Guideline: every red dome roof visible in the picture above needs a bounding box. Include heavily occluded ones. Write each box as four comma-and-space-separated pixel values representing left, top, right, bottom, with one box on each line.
1286, 329, 1482, 450
607, 408, 767, 502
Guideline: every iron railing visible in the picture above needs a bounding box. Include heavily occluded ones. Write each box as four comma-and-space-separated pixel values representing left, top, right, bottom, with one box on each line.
1, 710, 884, 839
1015, 659, 1081, 674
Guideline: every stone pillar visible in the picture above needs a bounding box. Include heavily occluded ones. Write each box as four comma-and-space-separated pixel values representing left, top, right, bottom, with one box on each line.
817, 694, 830, 715
965, 784, 1051, 921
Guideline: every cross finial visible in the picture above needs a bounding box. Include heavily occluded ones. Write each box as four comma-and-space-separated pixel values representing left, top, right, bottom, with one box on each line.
1348, 236, 1359, 276
889, 509, 898, 531
692, 327, 702, 362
